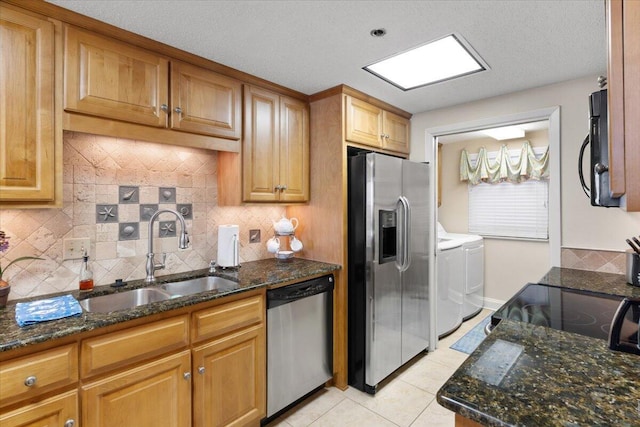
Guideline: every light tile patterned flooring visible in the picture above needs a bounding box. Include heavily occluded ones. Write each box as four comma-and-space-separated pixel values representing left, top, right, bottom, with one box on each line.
267, 308, 493, 427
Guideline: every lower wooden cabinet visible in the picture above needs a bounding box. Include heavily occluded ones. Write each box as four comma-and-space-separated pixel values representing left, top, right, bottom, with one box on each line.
193, 325, 265, 427
0, 390, 77, 427
0, 292, 266, 427
81, 350, 192, 427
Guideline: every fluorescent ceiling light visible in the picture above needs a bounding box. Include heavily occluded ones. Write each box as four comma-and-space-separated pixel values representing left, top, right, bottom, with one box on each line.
481, 126, 525, 140
364, 34, 487, 91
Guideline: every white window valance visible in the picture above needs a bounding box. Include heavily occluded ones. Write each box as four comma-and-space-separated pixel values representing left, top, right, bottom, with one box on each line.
460, 141, 549, 185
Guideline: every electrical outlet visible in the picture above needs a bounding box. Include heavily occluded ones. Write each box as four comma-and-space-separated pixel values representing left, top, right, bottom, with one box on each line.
63, 237, 90, 260
249, 229, 261, 243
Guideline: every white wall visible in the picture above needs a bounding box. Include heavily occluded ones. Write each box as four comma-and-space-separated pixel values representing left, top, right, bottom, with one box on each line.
411, 75, 640, 253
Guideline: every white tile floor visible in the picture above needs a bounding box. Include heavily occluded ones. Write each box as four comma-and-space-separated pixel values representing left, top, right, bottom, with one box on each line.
266, 308, 493, 427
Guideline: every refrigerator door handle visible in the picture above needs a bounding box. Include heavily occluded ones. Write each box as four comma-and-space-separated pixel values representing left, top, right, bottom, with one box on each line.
395, 199, 404, 271
399, 196, 411, 272
370, 295, 375, 341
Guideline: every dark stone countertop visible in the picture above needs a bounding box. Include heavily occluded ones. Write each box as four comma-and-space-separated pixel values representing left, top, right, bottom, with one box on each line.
0, 258, 340, 354
437, 267, 640, 426
539, 266, 640, 298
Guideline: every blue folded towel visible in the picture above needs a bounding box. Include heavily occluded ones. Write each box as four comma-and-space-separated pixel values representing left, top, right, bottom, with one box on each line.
15, 294, 82, 327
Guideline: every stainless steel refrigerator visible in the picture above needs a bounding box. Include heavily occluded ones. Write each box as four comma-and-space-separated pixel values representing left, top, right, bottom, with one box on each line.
348, 152, 432, 394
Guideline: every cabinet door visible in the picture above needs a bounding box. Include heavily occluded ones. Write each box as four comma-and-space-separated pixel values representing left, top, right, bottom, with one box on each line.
82, 351, 191, 427
382, 110, 410, 154
243, 85, 280, 202
64, 26, 169, 127
279, 96, 310, 202
607, 0, 640, 211
193, 325, 265, 427
0, 390, 77, 427
170, 61, 242, 139
0, 6, 55, 202
0, 344, 78, 408
345, 96, 382, 147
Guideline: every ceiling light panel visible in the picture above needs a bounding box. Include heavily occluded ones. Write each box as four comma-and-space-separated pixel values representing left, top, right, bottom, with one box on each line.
481, 125, 525, 140
364, 34, 488, 91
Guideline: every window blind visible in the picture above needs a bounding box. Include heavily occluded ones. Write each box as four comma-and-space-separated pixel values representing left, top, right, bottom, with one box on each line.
468, 180, 549, 239
467, 146, 549, 240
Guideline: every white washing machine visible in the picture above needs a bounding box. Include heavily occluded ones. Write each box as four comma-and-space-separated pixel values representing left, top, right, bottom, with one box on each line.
436, 237, 464, 337
437, 223, 485, 321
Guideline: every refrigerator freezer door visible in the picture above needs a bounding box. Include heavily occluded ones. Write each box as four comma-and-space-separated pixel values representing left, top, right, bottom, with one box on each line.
365, 154, 403, 388
401, 160, 431, 364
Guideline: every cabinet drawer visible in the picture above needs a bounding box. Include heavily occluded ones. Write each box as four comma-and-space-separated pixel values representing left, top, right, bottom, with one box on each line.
192, 295, 264, 343
0, 390, 78, 427
81, 315, 189, 378
0, 344, 78, 407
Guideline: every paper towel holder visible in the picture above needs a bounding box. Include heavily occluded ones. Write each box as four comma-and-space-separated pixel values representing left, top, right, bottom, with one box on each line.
217, 225, 240, 269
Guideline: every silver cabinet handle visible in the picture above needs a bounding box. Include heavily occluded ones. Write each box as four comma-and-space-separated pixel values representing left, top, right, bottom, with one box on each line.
174, 107, 183, 114
198, 366, 205, 375
24, 376, 37, 387
160, 104, 169, 113
64, 419, 75, 427
281, 185, 287, 191
275, 185, 282, 191
183, 372, 191, 380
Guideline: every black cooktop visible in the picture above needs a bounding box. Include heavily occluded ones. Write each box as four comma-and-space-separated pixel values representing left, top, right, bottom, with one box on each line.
492, 283, 631, 341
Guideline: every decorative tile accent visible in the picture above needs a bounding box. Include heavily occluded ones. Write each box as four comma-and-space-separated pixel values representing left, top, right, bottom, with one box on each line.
96, 204, 118, 223
119, 222, 139, 241
140, 204, 159, 221
159, 221, 176, 237
119, 186, 139, 203
177, 204, 193, 219
159, 187, 176, 203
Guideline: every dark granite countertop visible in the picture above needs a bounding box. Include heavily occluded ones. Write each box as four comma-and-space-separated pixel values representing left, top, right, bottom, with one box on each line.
437, 267, 640, 426
0, 258, 340, 354
539, 266, 640, 298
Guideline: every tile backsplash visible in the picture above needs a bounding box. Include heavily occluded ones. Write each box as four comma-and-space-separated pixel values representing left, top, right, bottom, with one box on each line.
0, 131, 284, 301
561, 248, 626, 274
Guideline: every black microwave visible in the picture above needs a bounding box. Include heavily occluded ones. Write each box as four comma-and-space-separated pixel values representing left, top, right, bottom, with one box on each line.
578, 88, 621, 207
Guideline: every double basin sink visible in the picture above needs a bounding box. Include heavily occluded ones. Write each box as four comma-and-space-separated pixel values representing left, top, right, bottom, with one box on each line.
79, 276, 239, 314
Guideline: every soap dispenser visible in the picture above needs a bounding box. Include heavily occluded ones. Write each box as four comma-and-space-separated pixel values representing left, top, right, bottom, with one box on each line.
79, 248, 94, 291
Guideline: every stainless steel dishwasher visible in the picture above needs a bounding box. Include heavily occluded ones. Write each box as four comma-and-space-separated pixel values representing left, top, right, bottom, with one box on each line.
266, 274, 334, 418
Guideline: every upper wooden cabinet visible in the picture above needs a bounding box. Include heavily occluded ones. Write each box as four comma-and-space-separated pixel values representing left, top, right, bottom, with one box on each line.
0, 5, 61, 206
607, 0, 640, 211
170, 60, 242, 139
64, 26, 242, 143
382, 110, 411, 154
64, 25, 169, 127
238, 85, 309, 203
279, 95, 311, 202
345, 95, 410, 154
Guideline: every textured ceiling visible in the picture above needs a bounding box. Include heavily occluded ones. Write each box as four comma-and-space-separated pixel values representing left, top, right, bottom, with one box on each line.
47, 0, 606, 114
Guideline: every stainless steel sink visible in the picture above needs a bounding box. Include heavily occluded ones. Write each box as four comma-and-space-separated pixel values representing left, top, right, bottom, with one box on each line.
160, 276, 239, 297
79, 287, 171, 313
78, 276, 239, 313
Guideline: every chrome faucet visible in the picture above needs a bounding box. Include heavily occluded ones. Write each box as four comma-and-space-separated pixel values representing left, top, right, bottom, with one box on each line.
145, 209, 190, 283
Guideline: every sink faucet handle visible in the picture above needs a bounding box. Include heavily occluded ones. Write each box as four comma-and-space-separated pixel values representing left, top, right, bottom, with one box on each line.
154, 252, 167, 271
209, 260, 217, 273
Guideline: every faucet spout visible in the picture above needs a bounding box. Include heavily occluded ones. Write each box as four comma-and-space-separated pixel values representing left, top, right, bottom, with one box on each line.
145, 209, 190, 283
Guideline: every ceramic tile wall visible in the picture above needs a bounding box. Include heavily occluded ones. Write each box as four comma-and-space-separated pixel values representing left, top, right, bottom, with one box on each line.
561, 248, 626, 274
0, 132, 285, 300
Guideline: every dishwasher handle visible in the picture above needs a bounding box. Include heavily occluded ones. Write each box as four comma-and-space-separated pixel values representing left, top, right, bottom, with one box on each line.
267, 275, 334, 309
